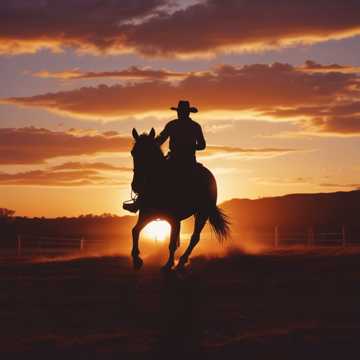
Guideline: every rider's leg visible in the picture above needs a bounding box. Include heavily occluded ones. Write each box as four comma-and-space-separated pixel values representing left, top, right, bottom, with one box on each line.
178, 213, 207, 268
123, 188, 147, 213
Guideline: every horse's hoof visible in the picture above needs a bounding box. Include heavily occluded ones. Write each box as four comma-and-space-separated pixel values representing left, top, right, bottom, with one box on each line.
133, 256, 143, 270
161, 263, 173, 273
176, 257, 187, 270
175, 262, 185, 271
176, 262, 188, 275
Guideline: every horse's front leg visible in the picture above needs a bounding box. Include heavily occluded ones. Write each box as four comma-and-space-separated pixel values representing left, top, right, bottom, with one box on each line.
131, 213, 147, 270
162, 220, 180, 272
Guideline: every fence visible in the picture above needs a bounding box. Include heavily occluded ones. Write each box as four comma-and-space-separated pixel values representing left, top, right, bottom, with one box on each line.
1, 225, 360, 257
12, 234, 108, 257
265, 225, 356, 247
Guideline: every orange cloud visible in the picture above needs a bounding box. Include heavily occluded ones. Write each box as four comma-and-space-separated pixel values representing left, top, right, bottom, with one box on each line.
264, 100, 360, 135
51, 162, 132, 172
4, 62, 356, 120
34, 66, 189, 81
0, 127, 132, 164
1, 1, 360, 56
0, 168, 125, 187
0, 127, 302, 167
319, 183, 360, 189
203, 145, 300, 159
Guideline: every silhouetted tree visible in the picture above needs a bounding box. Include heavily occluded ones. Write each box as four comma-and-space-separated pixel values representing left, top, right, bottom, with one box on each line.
0, 208, 15, 218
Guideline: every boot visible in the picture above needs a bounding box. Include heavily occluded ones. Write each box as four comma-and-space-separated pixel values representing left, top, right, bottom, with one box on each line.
123, 199, 139, 213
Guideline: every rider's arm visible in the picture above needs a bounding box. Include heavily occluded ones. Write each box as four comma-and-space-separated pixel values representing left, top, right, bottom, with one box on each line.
156, 123, 170, 145
196, 124, 206, 150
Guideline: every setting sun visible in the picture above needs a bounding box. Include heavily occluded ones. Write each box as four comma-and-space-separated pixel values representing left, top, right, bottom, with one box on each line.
143, 220, 171, 242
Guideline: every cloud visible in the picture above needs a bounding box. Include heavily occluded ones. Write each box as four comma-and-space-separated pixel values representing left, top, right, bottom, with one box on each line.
0, 168, 125, 187
50, 162, 132, 172
0, 0, 166, 55
0, 127, 302, 168
202, 145, 301, 160
33, 66, 189, 81
319, 182, 360, 189
265, 100, 360, 135
301, 60, 360, 74
7, 61, 360, 136
0, 160, 132, 187
312, 115, 360, 134
2, 1, 360, 57
254, 176, 312, 186
4, 62, 356, 120
121, 0, 360, 57
0, 127, 132, 164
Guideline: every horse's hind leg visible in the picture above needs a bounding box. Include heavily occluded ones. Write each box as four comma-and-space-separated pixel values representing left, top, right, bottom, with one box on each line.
162, 220, 180, 272
177, 213, 207, 269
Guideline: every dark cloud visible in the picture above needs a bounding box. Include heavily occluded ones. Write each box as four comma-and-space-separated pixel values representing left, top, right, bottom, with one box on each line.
0, 0, 165, 54
304, 60, 349, 71
121, 0, 360, 57
1, 1, 360, 56
314, 115, 360, 134
302, 60, 360, 74
0, 127, 132, 164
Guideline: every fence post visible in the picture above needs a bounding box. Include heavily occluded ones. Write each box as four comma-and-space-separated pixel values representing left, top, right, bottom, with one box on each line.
274, 226, 279, 248
342, 225, 346, 247
80, 237, 85, 251
307, 227, 314, 247
17, 235, 21, 257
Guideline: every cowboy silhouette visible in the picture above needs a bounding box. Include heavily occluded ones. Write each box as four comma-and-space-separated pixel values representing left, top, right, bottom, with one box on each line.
123, 100, 206, 213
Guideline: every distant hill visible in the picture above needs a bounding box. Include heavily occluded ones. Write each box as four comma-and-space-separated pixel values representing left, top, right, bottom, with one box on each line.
220, 190, 360, 230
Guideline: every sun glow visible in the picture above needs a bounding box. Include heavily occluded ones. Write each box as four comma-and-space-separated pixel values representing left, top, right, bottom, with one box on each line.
143, 220, 171, 242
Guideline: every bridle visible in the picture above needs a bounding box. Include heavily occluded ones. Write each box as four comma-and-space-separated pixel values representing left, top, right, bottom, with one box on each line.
131, 148, 149, 196
130, 134, 164, 198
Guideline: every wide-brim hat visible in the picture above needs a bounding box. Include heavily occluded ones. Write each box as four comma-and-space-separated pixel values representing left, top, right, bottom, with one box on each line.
170, 100, 198, 113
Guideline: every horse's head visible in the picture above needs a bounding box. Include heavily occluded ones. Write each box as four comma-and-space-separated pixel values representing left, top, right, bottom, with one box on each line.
131, 127, 163, 194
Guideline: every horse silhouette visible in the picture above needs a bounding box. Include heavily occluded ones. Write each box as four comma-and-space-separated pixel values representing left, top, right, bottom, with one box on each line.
130, 128, 230, 271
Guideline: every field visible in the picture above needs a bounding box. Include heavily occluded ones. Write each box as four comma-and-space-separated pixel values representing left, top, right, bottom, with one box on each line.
1, 247, 360, 359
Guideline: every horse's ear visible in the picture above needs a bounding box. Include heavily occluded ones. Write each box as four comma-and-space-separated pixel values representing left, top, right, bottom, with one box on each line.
149, 128, 155, 138
132, 128, 139, 140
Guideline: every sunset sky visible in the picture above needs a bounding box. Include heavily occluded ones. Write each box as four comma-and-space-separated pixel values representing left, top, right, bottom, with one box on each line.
1, 0, 360, 217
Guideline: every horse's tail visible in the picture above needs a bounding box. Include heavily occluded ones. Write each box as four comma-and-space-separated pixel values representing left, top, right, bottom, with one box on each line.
208, 206, 230, 243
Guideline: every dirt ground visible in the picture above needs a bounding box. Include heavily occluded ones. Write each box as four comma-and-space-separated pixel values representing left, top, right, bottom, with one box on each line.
0, 247, 360, 359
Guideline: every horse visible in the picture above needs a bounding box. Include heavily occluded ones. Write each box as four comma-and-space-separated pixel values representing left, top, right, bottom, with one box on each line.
129, 127, 230, 272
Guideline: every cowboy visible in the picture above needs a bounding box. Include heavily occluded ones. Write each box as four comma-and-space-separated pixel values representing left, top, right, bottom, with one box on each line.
123, 100, 206, 213
157, 100, 206, 167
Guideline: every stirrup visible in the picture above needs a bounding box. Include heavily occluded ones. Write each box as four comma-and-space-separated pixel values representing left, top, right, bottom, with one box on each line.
123, 200, 139, 213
